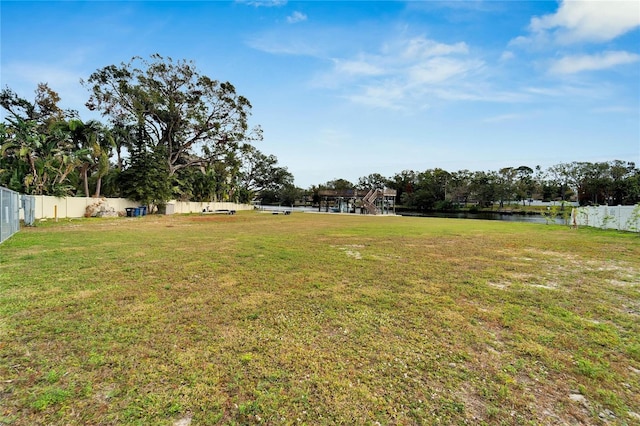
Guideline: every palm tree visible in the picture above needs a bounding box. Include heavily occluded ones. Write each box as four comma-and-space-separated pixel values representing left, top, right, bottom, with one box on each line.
2, 86, 84, 196
91, 124, 115, 197
0, 116, 45, 194
45, 120, 86, 196
66, 119, 114, 197
110, 122, 136, 171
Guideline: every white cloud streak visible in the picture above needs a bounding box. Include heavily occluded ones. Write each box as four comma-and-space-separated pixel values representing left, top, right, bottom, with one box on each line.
246, 35, 323, 56
287, 11, 307, 24
408, 57, 479, 85
392, 38, 469, 59
333, 59, 385, 77
549, 51, 640, 74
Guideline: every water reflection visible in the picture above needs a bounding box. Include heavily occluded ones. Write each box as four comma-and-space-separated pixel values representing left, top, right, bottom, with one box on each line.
399, 211, 567, 225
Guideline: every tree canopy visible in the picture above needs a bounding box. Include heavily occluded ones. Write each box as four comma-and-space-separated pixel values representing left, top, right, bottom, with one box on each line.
0, 85, 85, 196
83, 54, 262, 176
1, 55, 289, 206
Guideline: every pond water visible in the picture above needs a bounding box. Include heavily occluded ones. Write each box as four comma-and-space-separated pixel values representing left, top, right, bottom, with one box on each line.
398, 211, 568, 225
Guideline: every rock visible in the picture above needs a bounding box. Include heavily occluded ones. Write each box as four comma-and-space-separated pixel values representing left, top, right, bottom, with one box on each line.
85, 198, 117, 217
598, 409, 615, 420
96, 210, 118, 217
569, 393, 590, 410
173, 416, 192, 426
569, 393, 587, 404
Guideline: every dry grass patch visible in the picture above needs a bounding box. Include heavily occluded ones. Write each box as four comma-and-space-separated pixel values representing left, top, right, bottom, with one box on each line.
1, 213, 639, 425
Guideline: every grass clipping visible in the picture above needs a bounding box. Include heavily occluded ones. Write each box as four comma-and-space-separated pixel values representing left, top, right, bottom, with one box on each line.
1, 212, 639, 425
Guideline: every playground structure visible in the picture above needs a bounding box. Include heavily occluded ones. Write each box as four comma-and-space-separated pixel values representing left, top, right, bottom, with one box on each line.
317, 188, 397, 215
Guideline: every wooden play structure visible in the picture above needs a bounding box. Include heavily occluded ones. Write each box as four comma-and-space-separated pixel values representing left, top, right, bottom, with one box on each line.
317, 188, 397, 215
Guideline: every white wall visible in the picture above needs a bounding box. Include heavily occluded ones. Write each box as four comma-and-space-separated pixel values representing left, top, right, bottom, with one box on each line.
169, 201, 251, 215
29, 196, 252, 219
572, 205, 640, 232
33, 196, 140, 219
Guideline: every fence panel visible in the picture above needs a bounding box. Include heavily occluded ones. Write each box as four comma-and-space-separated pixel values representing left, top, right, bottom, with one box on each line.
0, 186, 20, 244
22, 195, 36, 226
572, 205, 640, 232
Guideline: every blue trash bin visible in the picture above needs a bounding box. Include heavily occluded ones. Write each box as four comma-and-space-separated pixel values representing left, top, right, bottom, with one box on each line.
134, 207, 141, 216
138, 206, 147, 216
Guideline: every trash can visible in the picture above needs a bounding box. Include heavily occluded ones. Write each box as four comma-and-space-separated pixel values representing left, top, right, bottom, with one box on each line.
125, 207, 135, 217
138, 206, 147, 216
134, 207, 141, 216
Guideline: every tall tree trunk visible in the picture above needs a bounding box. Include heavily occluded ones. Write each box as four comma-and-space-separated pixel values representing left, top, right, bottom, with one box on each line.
82, 166, 90, 197
94, 177, 102, 198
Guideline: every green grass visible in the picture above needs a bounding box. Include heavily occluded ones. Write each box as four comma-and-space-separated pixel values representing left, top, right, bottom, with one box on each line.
1, 212, 639, 425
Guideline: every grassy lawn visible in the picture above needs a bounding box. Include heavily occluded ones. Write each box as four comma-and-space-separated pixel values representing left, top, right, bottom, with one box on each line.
1, 212, 639, 425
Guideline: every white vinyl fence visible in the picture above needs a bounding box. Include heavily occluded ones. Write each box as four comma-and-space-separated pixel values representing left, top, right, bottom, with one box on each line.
0, 186, 20, 244
25, 196, 252, 220
572, 205, 640, 232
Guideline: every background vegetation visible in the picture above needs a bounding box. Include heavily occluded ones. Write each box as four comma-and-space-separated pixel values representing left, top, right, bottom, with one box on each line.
2, 55, 638, 210
1, 213, 639, 425
312, 162, 639, 213
0, 55, 293, 205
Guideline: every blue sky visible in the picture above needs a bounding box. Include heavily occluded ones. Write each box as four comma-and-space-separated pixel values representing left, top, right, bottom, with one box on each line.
1, 0, 639, 188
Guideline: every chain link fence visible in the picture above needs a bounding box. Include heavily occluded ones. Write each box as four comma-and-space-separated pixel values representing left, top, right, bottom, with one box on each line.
1, 186, 20, 244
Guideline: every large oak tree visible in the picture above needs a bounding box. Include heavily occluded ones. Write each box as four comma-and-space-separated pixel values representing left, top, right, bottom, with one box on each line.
83, 54, 262, 176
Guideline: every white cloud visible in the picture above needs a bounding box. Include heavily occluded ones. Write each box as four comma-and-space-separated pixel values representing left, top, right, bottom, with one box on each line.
318, 36, 485, 109
549, 50, 640, 74
236, 0, 287, 7
524, 86, 564, 97
246, 34, 322, 56
286, 11, 307, 24
507, 35, 538, 49
408, 57, 481, 85
344, 81, 409, 110
333, 58, 385, 76
500, 51, 515, 61
393, 38, 469, 59
329, 38, 471, 80
528, 0, 640, 44
429, 85, 527, 103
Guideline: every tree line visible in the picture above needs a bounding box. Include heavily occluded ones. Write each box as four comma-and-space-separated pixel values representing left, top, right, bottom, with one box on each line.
306, 161, 639, 211
1, 55, 293, 207
2, 55, 637, 211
